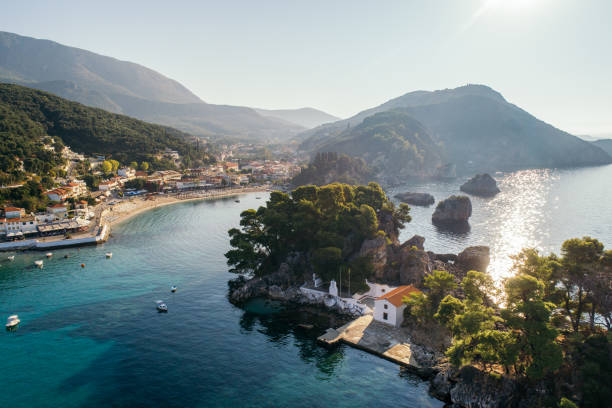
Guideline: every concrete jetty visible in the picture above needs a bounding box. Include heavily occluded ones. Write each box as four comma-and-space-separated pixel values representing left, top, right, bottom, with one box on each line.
317, 315, 425, 369
0, 224, 109, 252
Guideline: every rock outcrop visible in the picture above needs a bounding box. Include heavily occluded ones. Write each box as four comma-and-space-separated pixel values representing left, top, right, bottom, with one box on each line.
404, 234, 425, 250
395, 192, 435, 206
397, 247, 432, 287
460, 173, 500, 197
228, 263, 302, 304
358, 236, 388, 279
432, 195, 472, 225
457, 246, 490, 273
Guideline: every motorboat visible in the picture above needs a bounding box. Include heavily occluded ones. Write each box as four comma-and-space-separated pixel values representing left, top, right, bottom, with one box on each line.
46, 252, 53, 258
7, 256, 14, 261
105, 252, 113, 258
171, 286, 177, 293
6, 315, 20, 330
256, 197, 261, 199
156, 300, 168, 312
34, 260, 44, 268
234, 199, 240, 203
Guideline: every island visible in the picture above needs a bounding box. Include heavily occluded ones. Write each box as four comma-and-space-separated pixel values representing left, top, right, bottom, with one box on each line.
225, 183, 612, 407
394, 192, 435, 206
459, 173, 500, 197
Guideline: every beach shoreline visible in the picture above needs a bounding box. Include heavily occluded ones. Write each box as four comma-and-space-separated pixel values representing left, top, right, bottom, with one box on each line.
103, 187, 270, 228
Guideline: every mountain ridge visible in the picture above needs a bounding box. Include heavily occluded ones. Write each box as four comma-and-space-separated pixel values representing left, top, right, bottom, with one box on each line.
299, 85, 611, 175
0, 31, 304, 141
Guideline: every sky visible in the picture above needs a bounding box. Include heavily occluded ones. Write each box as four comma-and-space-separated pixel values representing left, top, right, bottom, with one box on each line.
1, 0, 611, 136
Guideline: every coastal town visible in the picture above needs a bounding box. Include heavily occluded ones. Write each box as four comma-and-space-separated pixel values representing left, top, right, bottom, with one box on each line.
0, 143, 299, 251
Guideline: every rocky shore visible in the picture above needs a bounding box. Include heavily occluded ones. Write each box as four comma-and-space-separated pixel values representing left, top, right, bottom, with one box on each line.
227, 235, 520, 407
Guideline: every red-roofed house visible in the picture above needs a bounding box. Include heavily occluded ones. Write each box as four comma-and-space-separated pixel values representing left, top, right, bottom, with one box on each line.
374, 285, 422, 327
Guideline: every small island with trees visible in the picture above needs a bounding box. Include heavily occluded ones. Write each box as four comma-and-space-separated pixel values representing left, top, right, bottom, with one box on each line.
226, 182, 612, 408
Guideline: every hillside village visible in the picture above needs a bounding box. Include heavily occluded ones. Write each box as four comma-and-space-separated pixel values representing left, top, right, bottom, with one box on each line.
0, 143, 299, 242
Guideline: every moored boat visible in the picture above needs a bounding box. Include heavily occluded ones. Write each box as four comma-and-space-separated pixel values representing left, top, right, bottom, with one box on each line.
156, 300, 168, 312
34, 260, 43, 268
8, 256, 14, 261
106, 252, 113, 258
171, 285, 177, 293
46, 252, 53, 258
6, 315, 20, 330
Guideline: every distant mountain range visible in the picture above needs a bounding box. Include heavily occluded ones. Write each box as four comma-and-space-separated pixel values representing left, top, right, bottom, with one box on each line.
300, 85, 612, 177
0, 31, 335, 141
253, 107, 339, 129
592, 139, 612, 156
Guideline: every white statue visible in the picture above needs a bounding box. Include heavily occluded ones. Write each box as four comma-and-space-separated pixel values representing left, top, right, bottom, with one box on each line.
329, 280, 338, 297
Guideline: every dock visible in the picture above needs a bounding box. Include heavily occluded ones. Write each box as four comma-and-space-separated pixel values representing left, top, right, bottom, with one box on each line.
317, 315, 424, 369
0, 223, 109, 252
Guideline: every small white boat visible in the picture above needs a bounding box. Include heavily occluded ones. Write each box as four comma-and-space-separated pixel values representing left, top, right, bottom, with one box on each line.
7, 256, 15, 261
105, 252, 113, 259
6, 315, 20, 330
34, 260, 44, 268
171, 286, 177, 293
156, 300, 168, 312
46, 252, 53, 258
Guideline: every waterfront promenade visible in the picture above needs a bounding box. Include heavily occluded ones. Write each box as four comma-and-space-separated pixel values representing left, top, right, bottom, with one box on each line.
0, 186, 268, 252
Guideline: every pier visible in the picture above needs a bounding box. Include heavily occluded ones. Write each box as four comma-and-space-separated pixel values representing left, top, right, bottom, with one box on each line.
317, 315, 424, 369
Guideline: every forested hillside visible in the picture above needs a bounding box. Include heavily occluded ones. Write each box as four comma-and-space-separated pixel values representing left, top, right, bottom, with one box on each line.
0, 83, 213, 176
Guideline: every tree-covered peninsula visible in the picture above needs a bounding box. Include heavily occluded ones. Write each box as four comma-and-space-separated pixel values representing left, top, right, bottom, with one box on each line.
225, 182, 410, 292
226, 186, 611, 407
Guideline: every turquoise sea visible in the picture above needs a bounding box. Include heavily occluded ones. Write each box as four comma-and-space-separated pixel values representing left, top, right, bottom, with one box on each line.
0, 194, 442, 408
2, 164, 611, 407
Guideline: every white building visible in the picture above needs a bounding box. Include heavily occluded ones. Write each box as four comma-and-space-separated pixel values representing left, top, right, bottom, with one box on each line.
373, 285, 421, 327
0, 208, 38, 236
46, 203, 68, 219
98, 180, 118, 191
118, 167, 136, 178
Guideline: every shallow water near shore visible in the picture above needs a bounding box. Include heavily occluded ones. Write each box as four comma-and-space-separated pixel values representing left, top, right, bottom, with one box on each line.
1, 165, 610, 407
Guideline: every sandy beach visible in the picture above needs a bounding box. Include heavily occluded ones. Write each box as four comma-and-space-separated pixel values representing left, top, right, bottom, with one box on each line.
102, 187, 269, 227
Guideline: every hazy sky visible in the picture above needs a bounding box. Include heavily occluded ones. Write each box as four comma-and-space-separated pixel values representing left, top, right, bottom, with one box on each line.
2, 0, 611, 136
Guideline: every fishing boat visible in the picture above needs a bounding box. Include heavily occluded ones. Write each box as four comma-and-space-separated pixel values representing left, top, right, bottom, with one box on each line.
156, 300, 168, 312
34, 260, 44, 268
6, 315, 20, 330
171, 285, 177, 293
105, 252, 113, 258
46, 252, 53, 258
7, 256, 14, 261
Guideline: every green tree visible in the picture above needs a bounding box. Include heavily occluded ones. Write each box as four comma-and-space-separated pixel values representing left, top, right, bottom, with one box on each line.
101, 160, 112, 174
109, 159, 120, 172
502, 274, 562, 379
129, 161, 138, 169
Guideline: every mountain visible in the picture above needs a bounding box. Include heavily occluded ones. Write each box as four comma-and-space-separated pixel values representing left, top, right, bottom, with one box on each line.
592, 139, 612, 156
291, 152, 373, 186
0, 83, 213, 177
300, 85, 612, 175
0, 31, 302, 141
253, 107, 340, 129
